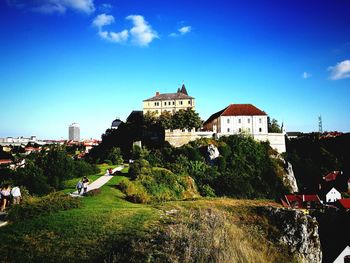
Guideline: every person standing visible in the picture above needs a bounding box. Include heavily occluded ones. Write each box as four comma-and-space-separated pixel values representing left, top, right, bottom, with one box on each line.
82, 176, 90, 194
76, 180, 83, 195
1, 185, 11, 211
11, 186, 21, 205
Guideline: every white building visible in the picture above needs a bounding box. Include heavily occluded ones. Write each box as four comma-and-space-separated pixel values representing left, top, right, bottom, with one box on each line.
326, 187, 342, 203
68, 123, 80, 142
143, 85, 195, 116
203, 104, 286, 153
333, 246, 350, 263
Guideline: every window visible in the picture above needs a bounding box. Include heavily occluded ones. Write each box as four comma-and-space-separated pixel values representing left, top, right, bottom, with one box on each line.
239, 128, 242, 132
259, 118, 262, 124
188, 100, 191, 105
227, 119, 230, 124
238, 119, 241, 124
164, 102, 167, 106
248, 119, 250, 123
259, 128, 262, 132
227, 128, 230, 132
180, 101, 183, 105
155, 110, 158, 114
173, 101, 175, 105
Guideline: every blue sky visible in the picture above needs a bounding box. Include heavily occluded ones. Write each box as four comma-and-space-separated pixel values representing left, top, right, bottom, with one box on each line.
1, 0, 350, 139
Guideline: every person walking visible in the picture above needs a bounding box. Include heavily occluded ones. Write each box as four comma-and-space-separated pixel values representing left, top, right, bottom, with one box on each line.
76, 180, 83, 195
82, 176, 90, 194
1, 185, 11, 211
11, 186, 21, 205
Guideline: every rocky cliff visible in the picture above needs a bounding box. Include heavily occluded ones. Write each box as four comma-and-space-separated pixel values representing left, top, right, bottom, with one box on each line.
282, 161, 299, 193
258, 206, 322, 263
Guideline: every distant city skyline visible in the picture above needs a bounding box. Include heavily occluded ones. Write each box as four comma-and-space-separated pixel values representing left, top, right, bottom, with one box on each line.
1, 0, 350, 139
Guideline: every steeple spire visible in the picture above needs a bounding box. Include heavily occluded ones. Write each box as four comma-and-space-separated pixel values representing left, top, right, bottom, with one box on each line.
180, 84, 188, 95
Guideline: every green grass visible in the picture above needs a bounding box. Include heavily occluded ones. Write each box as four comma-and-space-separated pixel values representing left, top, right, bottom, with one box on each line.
0, 164, 299, 263
0, 169, 160, 263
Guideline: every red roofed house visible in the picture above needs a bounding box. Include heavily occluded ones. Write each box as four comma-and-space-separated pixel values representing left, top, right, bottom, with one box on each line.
0, 159, 13, 166
323, 171, 342, 182
203, 104, 286, 153
283, 194, 321, 209
338, 199, 350, 211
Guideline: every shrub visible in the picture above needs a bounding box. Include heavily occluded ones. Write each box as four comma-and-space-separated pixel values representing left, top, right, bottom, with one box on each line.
104, 160, 113, 165
84, 188, 101, 197
118, 180, 151, 204
7, 192, 81, 221
199, 184, 216, 197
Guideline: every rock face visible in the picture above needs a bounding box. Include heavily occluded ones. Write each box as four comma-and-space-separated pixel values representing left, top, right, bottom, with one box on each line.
207, 144, 220, 160
283, 161, 299, 193
259, 207, 322, 263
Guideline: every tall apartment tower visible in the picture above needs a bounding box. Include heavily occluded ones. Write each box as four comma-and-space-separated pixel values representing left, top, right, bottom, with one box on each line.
68, 123, 80, 142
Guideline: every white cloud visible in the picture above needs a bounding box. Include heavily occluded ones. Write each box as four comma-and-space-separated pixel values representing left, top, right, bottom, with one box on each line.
8, 0, 95, 14
328, 60, 350, 80
302, 72, 311, 79
169, 25, 192, 37
92, 13, 114, 28
92, 14, 157, 46
179, 26, 191, 34
98, 30, 129, 43
126, 15, 158, 46
92, 14, 128, 43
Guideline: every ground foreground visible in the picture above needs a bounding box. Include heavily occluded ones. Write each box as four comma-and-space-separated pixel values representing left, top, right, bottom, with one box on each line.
0, 168, 300, 263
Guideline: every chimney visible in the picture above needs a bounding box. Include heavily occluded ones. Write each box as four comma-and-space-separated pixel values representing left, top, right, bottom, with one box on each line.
156, 91, 160, 96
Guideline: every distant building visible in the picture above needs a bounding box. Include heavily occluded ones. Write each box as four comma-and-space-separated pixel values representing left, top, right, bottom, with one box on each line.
326, 187, 342, 203
143, 84, 195, 116
203, 104, 268, 134
323, 171, 342, 182
203, 104, 286, 153
111, 118, 123, 129
68, 123, 80, 142
0, 136, 40, 146
282, 194, 321, 209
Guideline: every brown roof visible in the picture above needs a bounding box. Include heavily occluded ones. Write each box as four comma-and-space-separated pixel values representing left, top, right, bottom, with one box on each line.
144, 92, 193, 102
222, 104, 267, 116
203, 104, 266, 126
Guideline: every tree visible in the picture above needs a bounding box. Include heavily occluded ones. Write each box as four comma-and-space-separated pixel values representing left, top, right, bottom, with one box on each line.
268, 117, 282, 133
107, 147, 124, 165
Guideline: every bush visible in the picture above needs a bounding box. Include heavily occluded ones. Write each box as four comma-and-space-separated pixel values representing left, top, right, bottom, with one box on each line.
104, 160, 113, 165
118, 180, 151, 204
199, 184, 216, 197
84, 188, 101, 197
7, 192, 81, 221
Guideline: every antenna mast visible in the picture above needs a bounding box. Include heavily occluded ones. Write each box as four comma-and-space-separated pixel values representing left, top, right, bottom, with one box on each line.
318, 115, 323, 133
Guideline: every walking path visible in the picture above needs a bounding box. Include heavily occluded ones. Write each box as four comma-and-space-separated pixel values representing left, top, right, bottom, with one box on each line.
0, 166, 125, 227
70, 165, 124, 197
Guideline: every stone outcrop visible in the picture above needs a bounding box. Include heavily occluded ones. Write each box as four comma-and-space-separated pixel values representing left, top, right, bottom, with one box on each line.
207, 144, 219, 160
283, 161, 299, 193
258, 206, 322, 263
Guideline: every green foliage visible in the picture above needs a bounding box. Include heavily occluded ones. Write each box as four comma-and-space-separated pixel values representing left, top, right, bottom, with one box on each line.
268, 117, 282, 133
83, 188, 101, 197
3, 147, 101, 196
145, 109, 202, 130
128, 159, 151, 180
106, 147, 124, 165
120, 168, 199, 203
7, 192, 81, 221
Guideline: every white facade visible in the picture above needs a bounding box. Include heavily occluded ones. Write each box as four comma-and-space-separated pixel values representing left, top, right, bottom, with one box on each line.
333, 246, 350, 263
69, 123, 80, 142
326, 187, 342, 203
219, 115, 268, 135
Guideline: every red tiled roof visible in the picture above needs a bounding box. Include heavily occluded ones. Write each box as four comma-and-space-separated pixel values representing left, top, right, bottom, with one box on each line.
323, 171, 341, 182
284, 194, 321, 208
221, 104, 267, 116
338, 199, 350, 209
0, 159, 13, 164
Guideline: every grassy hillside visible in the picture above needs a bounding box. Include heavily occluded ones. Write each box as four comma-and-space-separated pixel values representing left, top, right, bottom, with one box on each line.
0, 166, 300, 263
